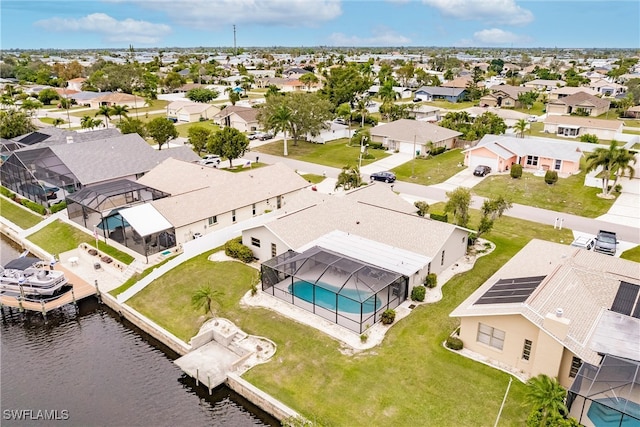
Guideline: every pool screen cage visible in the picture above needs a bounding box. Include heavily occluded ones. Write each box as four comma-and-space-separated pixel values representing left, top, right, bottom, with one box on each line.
261, 247, 408, 334
567, 354, 640, 426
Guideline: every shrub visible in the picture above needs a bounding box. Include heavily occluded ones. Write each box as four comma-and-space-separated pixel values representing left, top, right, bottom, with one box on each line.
544, 170, 558, 185
250, 282, 258, 296
414, 201, 430, 217
614, 184, 623, 193
381, 309, 396, 325
50, 201, 67, 213
429, 212, 448, 223
429, 146, 446, 156
510, 164, 522, 179
360, 333, 368, 343
1, 186, 13, 198
224, 237, 254, 263
579, 133, 599, 144
20, 198, 47, 215
411, 285, 426, 302
362, 153, 375, 160
446, 336, 463, 350
368, 142, 384, 150
424, 273, 437, 288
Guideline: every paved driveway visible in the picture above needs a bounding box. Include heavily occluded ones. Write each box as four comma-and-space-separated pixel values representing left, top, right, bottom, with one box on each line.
429, 168, 488, 191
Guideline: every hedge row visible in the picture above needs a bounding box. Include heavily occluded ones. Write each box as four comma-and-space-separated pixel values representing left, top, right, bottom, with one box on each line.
21, 198, 47, 215
50, 201, 67, 213
430, 212, 448, 223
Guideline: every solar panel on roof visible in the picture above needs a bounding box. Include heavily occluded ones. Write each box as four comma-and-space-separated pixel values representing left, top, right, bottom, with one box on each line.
611, 281, 640, 317
475, 275, 546, 305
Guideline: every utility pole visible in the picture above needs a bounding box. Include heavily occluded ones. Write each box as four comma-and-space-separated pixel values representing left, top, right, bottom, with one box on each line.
411, 134, 417, 178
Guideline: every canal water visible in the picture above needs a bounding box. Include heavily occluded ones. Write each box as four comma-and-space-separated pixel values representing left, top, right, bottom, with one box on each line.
0, 235, 279, 426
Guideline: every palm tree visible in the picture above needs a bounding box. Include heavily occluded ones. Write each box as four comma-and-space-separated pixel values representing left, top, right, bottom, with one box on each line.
110, 105, 129, 122
191, 285, 218, 317
265, 85, 282, 98
96, 105, 111, 128
514, 118, 528, 138
91, 118, 102, 130
378, 81, 399, 120
585, 141, 633, 197
80, 115, 93, 130
355, 97, 368, 129
269, 105, 293, 156
610, 146, 637, 192
525, 374, 568, 426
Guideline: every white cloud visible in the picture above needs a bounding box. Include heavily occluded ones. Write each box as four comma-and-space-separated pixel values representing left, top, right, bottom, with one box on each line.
35, 13, 171, 44
470, 28, 533, 45
119, 0, 342, 29
422, 0, 534, 25
327, 27, 411, 46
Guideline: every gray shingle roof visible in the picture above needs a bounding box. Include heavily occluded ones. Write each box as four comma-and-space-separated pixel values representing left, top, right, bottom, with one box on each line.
45, 134, 199, 185
370, 119, 462, 143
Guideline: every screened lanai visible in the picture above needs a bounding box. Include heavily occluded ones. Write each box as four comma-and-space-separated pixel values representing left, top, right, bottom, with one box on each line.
261, 247, 408, 333
66, 179, 173, 258
567, 354, 640, 426
0, 146, 79, 204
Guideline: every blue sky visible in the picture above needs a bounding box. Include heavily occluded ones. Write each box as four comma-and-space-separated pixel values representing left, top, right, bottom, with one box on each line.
2, 0, 638, 49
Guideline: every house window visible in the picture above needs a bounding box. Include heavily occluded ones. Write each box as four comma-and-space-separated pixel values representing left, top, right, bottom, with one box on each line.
526, 156, 539, 166
271, 243, 277, 258
554, 159, 562, 170
441, 250, 445, 266
251, 237, 260, 248
522, 339, 532, 361
232, 209, 236, 223
569, 356, 582, 378
252, 203, 256, 216
427, 262, 431, 275
276, 195, 282, 209
208, 216, 217, 226
477, 323, 505, 350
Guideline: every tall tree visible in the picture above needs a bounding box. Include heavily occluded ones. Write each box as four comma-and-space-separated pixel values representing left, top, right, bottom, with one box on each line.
187, 126, 212, 155
476, 196, 512, 238
110, 105, 129, 122
0, 109, 36, 138
525, 374, 568, 427
444, 187, 471, 227
37, 88, 59, 105
518, 91, 539, 110
185, 88, 219, 103
334, 166, 362, 191
266, 105, 293, 156
116, 117, 147, 137
299, 73, 319, 91
320, 65, 371, 107
584, 141, 634, 197
207, 127, 249, 168
146, 117, 178, 150
514, 119, 528, 138
610, 146, 637, 192
96, 105, 112, 128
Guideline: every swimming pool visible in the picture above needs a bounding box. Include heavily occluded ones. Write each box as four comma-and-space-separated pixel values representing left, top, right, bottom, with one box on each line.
289, 280, 381, 314
587, 398, 640, 427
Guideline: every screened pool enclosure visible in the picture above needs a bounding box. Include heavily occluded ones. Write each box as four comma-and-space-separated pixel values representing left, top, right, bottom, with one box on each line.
261, 247, 408, 333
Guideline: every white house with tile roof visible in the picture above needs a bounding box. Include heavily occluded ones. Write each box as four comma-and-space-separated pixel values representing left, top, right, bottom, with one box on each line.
369, 119, 462, 154
136, 159, 310, 243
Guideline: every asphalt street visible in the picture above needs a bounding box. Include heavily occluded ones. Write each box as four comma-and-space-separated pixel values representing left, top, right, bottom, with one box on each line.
251, 151, 640, 245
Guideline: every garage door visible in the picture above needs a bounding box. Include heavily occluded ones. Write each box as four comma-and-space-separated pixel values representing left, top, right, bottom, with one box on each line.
178, 113, 190, 122
468, 155, 498, 171
399, 141, 416, 155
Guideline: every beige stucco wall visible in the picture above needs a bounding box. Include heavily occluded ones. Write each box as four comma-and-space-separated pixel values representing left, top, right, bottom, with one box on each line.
242, 225, 290, 262
545, 104, 567, 116
458, 314, 581, 383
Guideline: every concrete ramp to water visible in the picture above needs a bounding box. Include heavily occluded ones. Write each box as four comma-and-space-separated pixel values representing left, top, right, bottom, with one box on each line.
175, 341, 238, 389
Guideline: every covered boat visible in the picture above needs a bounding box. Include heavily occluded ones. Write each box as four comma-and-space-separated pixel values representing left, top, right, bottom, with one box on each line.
0, 257, 68, 296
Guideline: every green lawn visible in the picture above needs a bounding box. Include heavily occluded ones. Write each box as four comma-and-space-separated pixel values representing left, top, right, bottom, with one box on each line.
126, 214, 573, 426
225, 162, 268, 172
70, 99, 169, 118
0, 198, 43, 229
621, 245, 640, 263
424, 100, 477, 110
127, 257, 259, 340
109, 254, 179, 297
254, 138, 391, 169
27, 219, 134, 264
472, 172, 615, 218
174, 120, 221, 138
39, 117, 67, 126
393, 149, 466, 185
300, 173, 325, 184
513, 101, 545, 116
